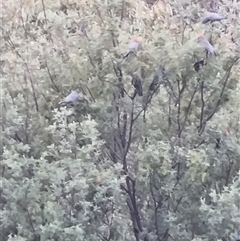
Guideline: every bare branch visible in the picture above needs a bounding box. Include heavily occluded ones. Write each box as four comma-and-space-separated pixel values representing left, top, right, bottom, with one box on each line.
41, 0, 47, 23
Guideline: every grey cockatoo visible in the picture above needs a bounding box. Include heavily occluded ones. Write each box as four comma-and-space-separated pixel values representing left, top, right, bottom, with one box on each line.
197, 34, 216, 56
59, 90, 79, 105
202, 12, 227, 24
149, 66, 166, 91
124, 37, 142, 58
131, 75, 143, 96
235, 234, 240, 241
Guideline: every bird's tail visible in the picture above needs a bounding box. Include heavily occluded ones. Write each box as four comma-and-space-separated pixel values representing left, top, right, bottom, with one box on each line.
202, 19, 209, 24
123, 50, 133, 59
136, 87, 143, 96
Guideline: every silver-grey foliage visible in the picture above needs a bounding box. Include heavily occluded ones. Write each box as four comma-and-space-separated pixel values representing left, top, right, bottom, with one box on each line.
1, 0, 240, 240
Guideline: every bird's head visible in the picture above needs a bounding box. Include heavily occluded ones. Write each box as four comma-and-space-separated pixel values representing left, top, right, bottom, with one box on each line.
223, 129, 230, 136
197, 33, 204, 41
134, 36, 142, 43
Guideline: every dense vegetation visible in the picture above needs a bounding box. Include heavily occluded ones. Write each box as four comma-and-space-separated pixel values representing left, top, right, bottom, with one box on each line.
1, 0, 240, 240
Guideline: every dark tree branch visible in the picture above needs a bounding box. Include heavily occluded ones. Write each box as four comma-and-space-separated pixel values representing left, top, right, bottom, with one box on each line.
44, 58, 59, 92
173, 196, 183, 213
123, 101, 134, 164
176, 78, 182, 138
133, 83, 160, 122
120, 0, 125, 24
197, 62, 236, 131
41, 0, 47, 23
198, 80, 205, 134
179, 80, 200, 137
121, 111, 127, 149
150, 174, 161, 240
168, 96, 172, 128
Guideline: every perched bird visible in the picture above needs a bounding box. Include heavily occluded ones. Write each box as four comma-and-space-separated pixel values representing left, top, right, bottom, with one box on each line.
197, 34, 216, 56
124, 37, 142, 59
149, 66, 166, 91
215, 130, 229, 150
202, 12, 227, 24
131, 75, 143, 96
149, 75, 159, 91
59, 90, 79, 105
193, 59, 204, 72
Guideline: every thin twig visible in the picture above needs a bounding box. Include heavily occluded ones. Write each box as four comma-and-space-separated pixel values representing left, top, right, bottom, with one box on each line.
199, 81, 205, 134
41, 0, 47, 23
